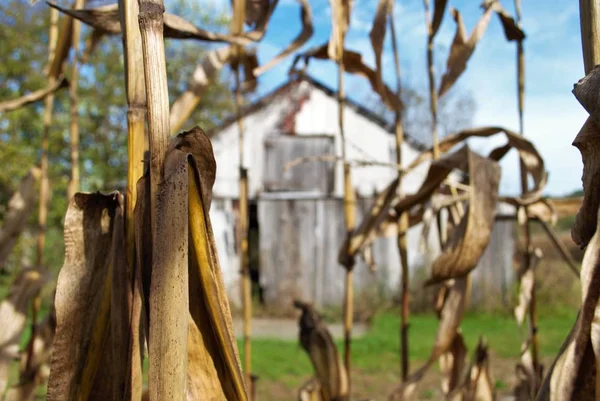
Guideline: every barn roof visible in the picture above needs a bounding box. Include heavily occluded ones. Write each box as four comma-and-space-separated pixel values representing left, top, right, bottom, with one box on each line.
207, 74, 427, 151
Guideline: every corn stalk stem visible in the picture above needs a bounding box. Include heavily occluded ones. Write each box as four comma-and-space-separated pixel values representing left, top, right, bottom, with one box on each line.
235, 64, 253, 392
423, 0, 439, 159
67, 0, 85, 200
389, 13, 410, 381
120, 0, 147, 397
339, 57, 356, 390
579, 0, 600, 74
138, 1, 180, 399
28, 5, 59, 373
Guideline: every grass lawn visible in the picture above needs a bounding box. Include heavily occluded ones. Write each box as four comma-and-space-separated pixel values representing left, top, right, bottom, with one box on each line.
241, 310, 577, 400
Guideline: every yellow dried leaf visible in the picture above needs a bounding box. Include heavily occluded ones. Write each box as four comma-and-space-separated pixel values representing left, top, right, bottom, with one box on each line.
0, 78, 68, 112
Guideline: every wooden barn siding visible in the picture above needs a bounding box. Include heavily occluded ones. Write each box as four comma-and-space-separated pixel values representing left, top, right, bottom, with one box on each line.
258, 197, 515, 311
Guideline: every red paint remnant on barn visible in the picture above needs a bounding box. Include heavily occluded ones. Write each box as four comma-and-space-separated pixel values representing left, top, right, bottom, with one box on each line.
276, 81, 311, 135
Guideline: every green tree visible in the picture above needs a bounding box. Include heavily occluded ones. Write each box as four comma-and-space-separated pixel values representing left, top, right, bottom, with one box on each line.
0, 0, 234, 273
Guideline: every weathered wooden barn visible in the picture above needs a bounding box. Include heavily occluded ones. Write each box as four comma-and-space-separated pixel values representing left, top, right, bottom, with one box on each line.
207, 74, 515, 311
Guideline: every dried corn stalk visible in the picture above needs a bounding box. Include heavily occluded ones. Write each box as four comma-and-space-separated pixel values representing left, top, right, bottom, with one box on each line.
389, 277, 468, 400
294, 300, 349, 401
0, 78, 68, 112
0, 168, 41, 270
136, 128, 248, 400
514, 248, 543, 326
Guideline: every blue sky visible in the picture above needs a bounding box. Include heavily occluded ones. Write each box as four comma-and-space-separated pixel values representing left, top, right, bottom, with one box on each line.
206, 0, 586, 196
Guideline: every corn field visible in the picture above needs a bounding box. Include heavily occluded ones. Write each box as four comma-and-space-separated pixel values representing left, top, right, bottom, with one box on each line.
0, 0, 596, 400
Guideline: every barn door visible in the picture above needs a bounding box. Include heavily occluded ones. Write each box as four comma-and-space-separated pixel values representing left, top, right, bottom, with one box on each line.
263, 134, 335, 194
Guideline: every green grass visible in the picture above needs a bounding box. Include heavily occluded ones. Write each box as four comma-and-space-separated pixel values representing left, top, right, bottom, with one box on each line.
239, 310, 577, 385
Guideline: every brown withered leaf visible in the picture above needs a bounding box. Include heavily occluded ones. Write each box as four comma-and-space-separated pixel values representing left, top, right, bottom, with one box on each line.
499, 197, 558, 225
254, 0, 313, 76
389, 278, 468, 400
448, 338, 495, 401
145, 127, 247, 400
438, 6, 493, 98
46, 192, 134, 400
294, 300, 349, 401
327, 0, 352, 60
535, 206, 600, 401
440, 331, 468, 395
48, 2, 252, 45
298, 377, 323, 401
0, 168, 41, 270
370, 0, 392, 92
483, 0, 525, 42
291, 44, 403, 112
0, 77, 68, 112
571, 118, 600, 249
430, 0, 449, 38
407, 126, 547, 205
514, 248, 543, 325
571, 68, 600, 248
423, 149, 500, 285
513, 344, 536, 401
0, 268, 49, 395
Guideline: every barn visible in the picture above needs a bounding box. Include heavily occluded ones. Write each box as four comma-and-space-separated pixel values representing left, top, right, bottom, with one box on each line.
207, 73, 514, 311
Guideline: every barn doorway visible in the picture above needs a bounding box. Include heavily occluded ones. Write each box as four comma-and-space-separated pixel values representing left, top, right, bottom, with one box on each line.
248, 201, 264, 304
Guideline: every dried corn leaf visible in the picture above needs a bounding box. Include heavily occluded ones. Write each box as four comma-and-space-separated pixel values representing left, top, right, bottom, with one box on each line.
438, 6, 493, 98
369, 0, 392, 92
513, 344, 536, 401
389, 277, 468, 400
407, 126, 546, 205
48, 2, 251, 45
0, 77, 68, 112
46, 192, 133, 401
571, 68, 600, 248
145, 127, 247, 400
423, 149, 500, 285
0, 268, 48, 395
440, 331, 468, 395
291, 44, 403, 112
328, 0, 352, 60
535, 207, 600, 401
299, 378, 323, 401
430, 0, 449, 38
48, 5, 75, 79
514, 248, 543, 325
483, 0, 525, 42
0, 168, 41, 270
294, 300, 349, 401
253, 0, 313, 76
448, 338, 494, 401
499, 197, 557, 225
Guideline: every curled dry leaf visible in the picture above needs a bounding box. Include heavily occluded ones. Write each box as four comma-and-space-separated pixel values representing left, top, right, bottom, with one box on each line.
408, 126, 547, 205
389, 277, 468, 401
0, 168, 41, 270
294, 300, 349, 401
327, 0, 352, 60
46, 192, 137, 401
535, 206, 600, 401
447, 338, 495, 401
440, 331, 468, 395
438, 6, 493, 98
48, 2, 251, 45
571, 67, 600, 248
0, 267, 49, 395
430, 0, 449, 38
0, 77, 68, 112
291, 44, 403, 112
514, 247, 543, 325
482, 0, 525, 42
298, 378, 323, 401
141, 127, 247, 400
254, 0, 313, 76
369, 0, 392, 92
513, 344, 536, 401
